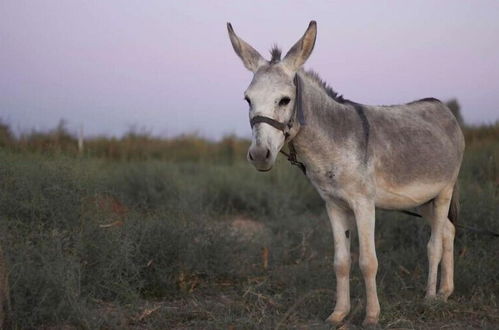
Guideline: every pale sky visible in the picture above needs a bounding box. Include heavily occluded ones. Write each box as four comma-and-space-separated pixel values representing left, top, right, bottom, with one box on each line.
1, 1, 498, 139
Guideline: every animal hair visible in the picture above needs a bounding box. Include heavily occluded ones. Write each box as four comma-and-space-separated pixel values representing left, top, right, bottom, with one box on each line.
269, 46, 347, 103
407, 97, 441, 104
269, 45, 282, 64
303, 69, 346, 103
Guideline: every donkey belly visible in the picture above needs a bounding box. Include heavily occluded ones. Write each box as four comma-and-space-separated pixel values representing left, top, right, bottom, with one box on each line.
369, 100, 464, 209
374, 180, 448, 210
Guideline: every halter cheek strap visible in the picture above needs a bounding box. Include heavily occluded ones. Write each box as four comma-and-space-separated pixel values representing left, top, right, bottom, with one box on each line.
248, 74, 307, 175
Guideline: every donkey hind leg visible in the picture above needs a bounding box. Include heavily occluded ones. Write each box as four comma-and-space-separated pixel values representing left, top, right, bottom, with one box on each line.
352, 199, 380, 326
420, 185, 455, 300
325, 202, 354, 325
438, 218, 455, 300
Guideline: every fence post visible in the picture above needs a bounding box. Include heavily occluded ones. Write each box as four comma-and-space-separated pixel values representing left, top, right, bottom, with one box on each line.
78, 124, 84, 155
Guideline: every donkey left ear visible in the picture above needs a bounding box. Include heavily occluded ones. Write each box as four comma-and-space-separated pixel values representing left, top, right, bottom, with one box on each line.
227, 22, 266, 72
283, 21, 317, 71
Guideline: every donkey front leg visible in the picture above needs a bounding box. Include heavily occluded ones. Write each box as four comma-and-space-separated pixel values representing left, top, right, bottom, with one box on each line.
352, 199, 380, 326
325, 202, 354, 325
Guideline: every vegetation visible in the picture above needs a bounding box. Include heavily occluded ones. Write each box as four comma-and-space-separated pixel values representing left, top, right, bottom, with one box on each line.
0, 119, 250, 164
0, 118, 498, 329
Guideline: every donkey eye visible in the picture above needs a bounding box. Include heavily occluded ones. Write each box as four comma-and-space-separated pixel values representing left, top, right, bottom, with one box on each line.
244, 96, 252, 107
279, 97, 291, 106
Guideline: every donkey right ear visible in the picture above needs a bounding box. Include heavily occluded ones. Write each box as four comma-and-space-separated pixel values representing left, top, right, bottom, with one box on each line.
227, 23, 266, 72
282, 21, 317, 71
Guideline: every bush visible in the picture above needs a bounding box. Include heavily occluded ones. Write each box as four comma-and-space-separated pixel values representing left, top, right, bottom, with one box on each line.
0, 122, 497, 328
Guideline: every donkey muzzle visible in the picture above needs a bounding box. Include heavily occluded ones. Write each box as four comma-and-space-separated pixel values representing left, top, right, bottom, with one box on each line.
248, 145, 272, 171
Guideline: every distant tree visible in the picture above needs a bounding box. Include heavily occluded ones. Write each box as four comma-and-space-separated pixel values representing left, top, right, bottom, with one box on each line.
0, 119, 14, 147
446, 99, 464, 126
53, 119, 72, 140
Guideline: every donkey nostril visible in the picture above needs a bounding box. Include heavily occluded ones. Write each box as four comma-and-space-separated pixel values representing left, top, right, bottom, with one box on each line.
265, 149, 270, 159
249, 152, 254, 161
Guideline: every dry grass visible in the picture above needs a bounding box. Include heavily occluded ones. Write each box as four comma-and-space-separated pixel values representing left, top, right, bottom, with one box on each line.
0, 122, 497, 329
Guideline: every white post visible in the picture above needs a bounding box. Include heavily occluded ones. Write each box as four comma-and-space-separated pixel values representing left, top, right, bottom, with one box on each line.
78, 124, 84, 155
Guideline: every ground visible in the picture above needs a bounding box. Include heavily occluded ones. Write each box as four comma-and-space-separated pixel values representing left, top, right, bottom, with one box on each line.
0, 126, 497, 329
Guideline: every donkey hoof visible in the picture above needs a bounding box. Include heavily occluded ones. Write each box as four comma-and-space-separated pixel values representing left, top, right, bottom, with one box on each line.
436, 291, 452, 302
362, 316, 379, 328
326, 311, 348, 325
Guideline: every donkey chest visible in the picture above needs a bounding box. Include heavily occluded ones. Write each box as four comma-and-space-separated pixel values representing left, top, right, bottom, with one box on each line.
307, 168, 339, 198
306, 163, 370, 203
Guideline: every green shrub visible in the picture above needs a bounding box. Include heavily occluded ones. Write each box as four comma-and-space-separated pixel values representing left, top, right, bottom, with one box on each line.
0, 123, 497, 328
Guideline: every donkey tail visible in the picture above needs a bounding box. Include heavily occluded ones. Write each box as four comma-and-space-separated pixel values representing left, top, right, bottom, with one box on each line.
448, 183, 460, 224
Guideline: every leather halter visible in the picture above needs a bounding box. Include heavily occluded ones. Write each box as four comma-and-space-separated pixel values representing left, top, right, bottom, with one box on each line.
249, 75, 307, 175
250, 116, 288, 135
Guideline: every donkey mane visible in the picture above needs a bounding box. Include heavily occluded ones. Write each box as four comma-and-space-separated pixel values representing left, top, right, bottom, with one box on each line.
302, 69, 347, 104
269, 46, 347, 103
304, 69, 446, 107
270, 47, 442, 108
303, 70, 442, 107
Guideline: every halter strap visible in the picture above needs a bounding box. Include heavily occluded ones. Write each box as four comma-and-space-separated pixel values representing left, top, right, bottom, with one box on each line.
294, 74, 305, 125
250, 116, 287, 133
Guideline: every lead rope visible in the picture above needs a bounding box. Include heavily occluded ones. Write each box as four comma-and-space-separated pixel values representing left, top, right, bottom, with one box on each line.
279, 141, 306, 175
400, 210, 499, 237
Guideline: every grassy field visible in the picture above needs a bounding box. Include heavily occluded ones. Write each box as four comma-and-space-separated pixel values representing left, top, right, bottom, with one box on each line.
0, 124, 498, 329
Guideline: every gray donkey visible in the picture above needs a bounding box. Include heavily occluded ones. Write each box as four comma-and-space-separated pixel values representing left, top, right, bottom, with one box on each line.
227, 21, 464, 326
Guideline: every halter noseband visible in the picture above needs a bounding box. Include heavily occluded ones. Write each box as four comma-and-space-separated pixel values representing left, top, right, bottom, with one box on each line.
248, 75, 307, 174
250, 115, 289, 137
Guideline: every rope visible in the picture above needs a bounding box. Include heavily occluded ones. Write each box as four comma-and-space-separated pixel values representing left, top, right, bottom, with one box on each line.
280, 142, 306, 175
400, 210, 499, 238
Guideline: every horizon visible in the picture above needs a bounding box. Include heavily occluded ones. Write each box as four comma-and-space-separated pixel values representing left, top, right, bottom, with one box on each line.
1, 1, 499, 139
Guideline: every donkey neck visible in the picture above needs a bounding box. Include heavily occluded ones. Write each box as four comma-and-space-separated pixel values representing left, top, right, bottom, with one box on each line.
292, 71, 368, 170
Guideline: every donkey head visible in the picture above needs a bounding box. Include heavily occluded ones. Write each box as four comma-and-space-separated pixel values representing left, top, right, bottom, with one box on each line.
227, 21, 317, 171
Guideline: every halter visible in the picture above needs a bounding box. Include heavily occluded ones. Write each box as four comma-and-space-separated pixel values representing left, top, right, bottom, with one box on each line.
249, 75, 307, 175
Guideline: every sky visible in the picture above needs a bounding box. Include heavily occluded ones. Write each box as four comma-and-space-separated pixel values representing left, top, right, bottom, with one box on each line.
1, 1, 498, 139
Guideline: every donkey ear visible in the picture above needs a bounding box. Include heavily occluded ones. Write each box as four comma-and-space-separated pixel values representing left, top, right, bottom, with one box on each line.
227, 23, 266, 72
283, 21, 317, 71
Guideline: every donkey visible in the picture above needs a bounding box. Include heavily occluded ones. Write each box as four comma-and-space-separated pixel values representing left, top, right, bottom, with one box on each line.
227, 21, 465, 326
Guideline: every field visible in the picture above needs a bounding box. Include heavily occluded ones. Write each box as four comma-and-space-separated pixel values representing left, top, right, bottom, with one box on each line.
0, 123, 498, 329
